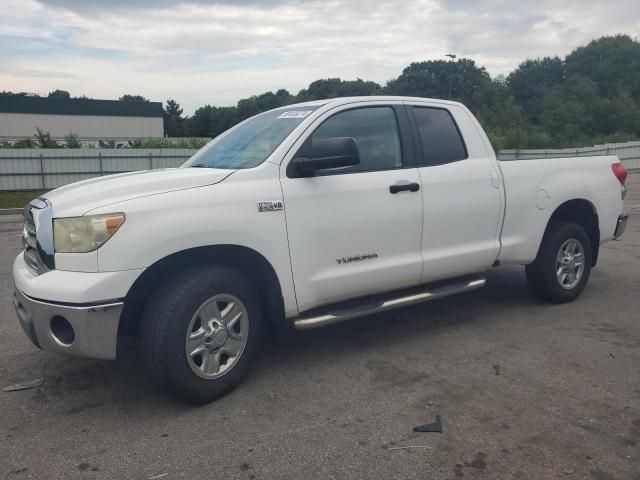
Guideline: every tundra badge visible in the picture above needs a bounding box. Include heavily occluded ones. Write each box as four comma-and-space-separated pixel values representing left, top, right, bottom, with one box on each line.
336, 253, 379, 264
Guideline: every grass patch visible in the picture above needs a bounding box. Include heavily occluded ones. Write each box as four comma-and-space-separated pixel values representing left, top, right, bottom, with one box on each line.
0, 191, 47, 209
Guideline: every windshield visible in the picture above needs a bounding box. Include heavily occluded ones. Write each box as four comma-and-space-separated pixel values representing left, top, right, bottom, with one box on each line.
183, 107, 318, 169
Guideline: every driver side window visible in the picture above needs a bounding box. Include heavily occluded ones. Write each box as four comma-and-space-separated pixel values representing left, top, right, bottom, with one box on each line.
299, 106, 403, 174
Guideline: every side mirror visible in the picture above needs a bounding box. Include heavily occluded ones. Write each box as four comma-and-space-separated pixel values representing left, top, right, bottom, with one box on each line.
292, 137, 360, 176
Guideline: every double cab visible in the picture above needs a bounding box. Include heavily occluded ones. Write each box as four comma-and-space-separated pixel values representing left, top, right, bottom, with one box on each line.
13, 96, 628, 403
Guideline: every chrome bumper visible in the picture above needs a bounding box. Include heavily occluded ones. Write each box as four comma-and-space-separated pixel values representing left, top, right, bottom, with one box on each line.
13, 288, 123, 360
614, 214, 628, 240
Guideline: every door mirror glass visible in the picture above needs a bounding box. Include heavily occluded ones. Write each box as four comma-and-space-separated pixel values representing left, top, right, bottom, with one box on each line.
292, 137, 360, 175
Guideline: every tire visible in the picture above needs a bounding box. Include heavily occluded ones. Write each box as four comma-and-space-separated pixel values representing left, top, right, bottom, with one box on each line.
525, 221, 593, 304
140, 264, 264, 404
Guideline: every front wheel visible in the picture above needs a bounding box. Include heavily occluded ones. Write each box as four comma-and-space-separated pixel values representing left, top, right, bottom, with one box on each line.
140, 265, 264, 404
525, 221, 593, 304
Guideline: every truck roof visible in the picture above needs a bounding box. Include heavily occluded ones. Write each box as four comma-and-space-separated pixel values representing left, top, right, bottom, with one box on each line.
280, 96, 465, 109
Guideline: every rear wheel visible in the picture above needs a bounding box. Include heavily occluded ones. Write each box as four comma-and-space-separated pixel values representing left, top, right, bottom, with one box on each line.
140, 265, 264, 404
525, 221, 592, 303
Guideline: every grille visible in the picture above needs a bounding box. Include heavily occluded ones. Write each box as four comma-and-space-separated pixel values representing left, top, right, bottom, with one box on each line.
22, 200, 53, 275
23, 204, 40, 274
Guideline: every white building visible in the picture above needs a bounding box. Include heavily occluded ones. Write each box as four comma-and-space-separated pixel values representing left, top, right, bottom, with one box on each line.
0, 95, 164, 144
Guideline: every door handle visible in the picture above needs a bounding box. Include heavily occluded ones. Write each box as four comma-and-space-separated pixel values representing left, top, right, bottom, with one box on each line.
389, 182, 420, 194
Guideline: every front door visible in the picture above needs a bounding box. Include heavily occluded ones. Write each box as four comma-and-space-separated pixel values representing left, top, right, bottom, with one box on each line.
280, 103, 424, 313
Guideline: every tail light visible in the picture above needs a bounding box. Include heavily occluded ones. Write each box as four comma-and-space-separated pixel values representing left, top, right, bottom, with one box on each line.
612, 163, 627, 200
612, 163, 627, 185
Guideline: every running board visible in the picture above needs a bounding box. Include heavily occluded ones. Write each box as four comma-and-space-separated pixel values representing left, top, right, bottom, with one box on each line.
293, 276, 486, 330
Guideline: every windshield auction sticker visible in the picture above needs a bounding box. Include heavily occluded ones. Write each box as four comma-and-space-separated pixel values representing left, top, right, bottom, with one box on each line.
277, 110, 313, 119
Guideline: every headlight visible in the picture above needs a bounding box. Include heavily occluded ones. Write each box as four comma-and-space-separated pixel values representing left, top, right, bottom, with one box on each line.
54, 213, 125, 253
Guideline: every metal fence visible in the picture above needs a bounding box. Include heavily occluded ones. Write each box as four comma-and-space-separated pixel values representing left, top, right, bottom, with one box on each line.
0, 148, 199, 191
497, 140, 640, 170
1, 140, 639, 192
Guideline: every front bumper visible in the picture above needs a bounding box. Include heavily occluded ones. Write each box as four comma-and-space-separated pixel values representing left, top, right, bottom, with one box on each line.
13, 287, 123, 360
12, 253, 142, 361
614, 213, 628, 240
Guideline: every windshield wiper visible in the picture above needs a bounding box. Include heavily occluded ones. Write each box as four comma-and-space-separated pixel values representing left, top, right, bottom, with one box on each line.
191, 164, 212, 168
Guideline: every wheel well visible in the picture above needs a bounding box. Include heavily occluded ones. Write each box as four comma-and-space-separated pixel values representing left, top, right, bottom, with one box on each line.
546, 199, 600, 265
118, 245, 286, 340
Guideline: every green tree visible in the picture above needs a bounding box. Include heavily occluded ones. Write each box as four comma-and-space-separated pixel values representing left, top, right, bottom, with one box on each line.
541, 76, 605, 147
236, 90, 292, 120
174, 34, 640, 149
163, 99, 186, 137
565, 35, 640, 100
48, 89, 71, 99
384, 59, 491, 108
64, 132, 82, 148
506, 57, 564, 123
297, 78, 381, 100
119, 94, 149, 102
34, 128, 60, 148
471, 79, 543, 150
187, 105, 215, 137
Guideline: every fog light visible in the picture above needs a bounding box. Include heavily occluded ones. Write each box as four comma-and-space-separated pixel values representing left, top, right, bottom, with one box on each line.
50, 316, 75, 346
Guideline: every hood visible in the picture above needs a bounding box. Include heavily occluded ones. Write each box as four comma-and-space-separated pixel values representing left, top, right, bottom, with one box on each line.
46, 167, 234, 217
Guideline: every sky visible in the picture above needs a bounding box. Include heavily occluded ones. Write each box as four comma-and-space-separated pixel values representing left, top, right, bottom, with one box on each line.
1, 0, 638, 114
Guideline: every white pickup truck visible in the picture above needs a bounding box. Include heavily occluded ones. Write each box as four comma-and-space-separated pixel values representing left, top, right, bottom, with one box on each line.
13, 96, 628, 403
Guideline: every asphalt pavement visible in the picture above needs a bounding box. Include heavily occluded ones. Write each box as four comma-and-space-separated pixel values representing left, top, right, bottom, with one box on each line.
1, 175, 639, 480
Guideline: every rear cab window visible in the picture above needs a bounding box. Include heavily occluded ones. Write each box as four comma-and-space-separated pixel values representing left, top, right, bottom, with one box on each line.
411, 106, 468, 166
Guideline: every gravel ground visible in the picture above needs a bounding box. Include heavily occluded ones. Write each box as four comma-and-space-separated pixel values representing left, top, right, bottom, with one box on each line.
1, 175, 639, 480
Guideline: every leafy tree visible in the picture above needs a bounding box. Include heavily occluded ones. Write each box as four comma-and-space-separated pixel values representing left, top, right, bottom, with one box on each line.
64, 132, 82, 148
471, 79, 540, 150
506, 57, 564, 123
34, 128, 60, 148
297, 78, 381, 100
119, 94, 149, 102
565, 35, 640, 100
163, 99, 186, 137
172, 34, 640, 149
541, 76, 605, 147
187, 105, 215, 137
48, 89, 71, 99
236, 90, 291, 120
384, 59, 491, 108
187, 105, 241, 138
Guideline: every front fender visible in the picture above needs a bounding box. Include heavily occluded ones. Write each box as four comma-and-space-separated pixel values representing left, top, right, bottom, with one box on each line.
90, 166, 298, 316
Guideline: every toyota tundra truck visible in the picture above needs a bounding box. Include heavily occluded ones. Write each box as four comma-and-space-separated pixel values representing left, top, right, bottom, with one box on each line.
13, 96, 629, 403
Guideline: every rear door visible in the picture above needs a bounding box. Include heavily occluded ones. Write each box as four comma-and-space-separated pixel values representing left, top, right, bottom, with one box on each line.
280, 101, 424, 313
407, 102, 504, 282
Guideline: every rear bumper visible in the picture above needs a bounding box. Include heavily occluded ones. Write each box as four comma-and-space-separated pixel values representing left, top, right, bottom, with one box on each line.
13, 287, 123, 360
614, 214, 628, 240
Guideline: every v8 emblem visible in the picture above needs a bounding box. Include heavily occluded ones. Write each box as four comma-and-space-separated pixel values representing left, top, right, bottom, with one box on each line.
257, 200, 284, 212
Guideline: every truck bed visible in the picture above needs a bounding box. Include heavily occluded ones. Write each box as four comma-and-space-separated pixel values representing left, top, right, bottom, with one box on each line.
497, 155, 624, 264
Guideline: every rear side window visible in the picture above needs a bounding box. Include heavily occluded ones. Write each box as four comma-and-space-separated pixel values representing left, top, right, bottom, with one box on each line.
412, 107, 467, 166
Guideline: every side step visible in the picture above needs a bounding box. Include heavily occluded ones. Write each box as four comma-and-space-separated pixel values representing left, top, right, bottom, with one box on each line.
293, 276, 486, 330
